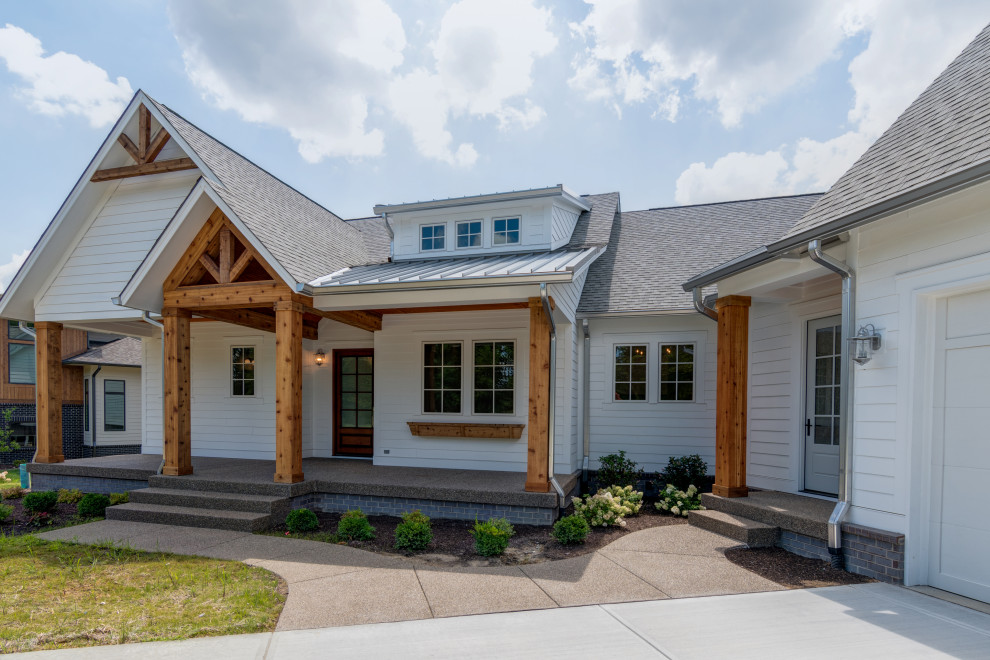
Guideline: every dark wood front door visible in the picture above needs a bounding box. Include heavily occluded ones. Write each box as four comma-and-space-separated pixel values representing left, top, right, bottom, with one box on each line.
334, 349, 374, 457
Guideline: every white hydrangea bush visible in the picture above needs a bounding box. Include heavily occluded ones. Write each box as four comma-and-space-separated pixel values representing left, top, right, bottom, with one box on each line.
572, 486, 644, 527
602, 485, 643, 515
655, 484, 704, 517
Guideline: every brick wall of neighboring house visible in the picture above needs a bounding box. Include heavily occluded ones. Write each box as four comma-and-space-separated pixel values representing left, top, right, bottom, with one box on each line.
0, 403, 141, 465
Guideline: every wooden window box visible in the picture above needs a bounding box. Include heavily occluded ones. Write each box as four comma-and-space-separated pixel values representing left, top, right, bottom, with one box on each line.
407, 422, 525, 439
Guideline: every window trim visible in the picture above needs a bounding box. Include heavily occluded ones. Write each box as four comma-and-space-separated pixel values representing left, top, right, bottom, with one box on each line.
419, 222, 447, 252
659, 342, 698, 403
103, 379, 126, 432
230, 345, 257, 398
492, 216, 521, 246
471, 340, 516, 415
7, 320, 35, 385
455, 219, 483, 250
612, 343, 649, 402
422, 341, 463, 415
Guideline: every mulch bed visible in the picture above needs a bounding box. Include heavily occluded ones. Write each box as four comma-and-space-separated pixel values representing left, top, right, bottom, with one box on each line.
275, 505, 689, 567
0, 498, 89, 537
724, 546, 875, 588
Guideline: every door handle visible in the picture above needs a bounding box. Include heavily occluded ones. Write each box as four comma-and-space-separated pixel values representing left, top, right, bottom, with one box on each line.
805, 419, 812, 437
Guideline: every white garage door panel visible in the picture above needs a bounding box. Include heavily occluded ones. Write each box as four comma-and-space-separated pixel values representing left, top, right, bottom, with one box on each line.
944, 347, 990, 407
940, 467, 990, 529
938, 523, 990, 589
943, 409, 990, 468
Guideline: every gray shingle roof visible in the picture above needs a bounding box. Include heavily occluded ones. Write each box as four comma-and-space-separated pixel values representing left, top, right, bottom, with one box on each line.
345, 216, 391, 264
580, 194, 822, 314
148, 97, 376, 283
568, 192, 620, 248
64, 337, 142, 367
783, 23, 990, 240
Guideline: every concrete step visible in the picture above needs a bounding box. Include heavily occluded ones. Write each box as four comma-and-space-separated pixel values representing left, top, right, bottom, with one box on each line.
147, 474, 296, 497
106, 502, 272, 533
700, 492, 829, 540
688, 509, 780, 547
129, 488, 289, 515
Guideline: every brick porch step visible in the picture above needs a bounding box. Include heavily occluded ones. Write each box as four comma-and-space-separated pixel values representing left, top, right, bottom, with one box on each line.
687, 509, 779, 547
106, 502, 272, 532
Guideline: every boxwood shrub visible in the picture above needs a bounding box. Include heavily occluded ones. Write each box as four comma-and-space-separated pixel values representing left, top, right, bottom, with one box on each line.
394, 510, 432, 553
337, 509, 375, 541
552, 514, 590, 545
77, 493, 110, 518
23, 490, 59, 514
286, 508, 319, 533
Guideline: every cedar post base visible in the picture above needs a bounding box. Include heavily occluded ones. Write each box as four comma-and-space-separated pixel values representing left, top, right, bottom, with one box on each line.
712, 484, 749, 498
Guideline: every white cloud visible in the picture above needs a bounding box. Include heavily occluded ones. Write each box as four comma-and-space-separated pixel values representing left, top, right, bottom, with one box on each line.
168, 0, 407, 162
673, 0, 989, 204
388, 0, 557, 166
0, 249, 29, 293
0, 24, 132, 127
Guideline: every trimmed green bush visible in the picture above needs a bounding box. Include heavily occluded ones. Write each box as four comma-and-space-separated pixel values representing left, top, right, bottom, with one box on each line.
596, 450, 644, 488
0, 502, 12, 524
552, 514, 590, 545
23, 490, 59, 514
77, 493, 111, 518
659, 454, 708, 492
394, 510, 432, 553
337, 509, 375, 541
57, 488, 84, 504
285, 508, 319, 533
470, 517, 515, 557
108, 492, 129, 506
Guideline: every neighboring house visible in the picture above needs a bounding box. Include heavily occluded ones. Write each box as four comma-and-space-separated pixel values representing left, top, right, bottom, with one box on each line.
0, 319, 140, 462
684, 25, 990, 603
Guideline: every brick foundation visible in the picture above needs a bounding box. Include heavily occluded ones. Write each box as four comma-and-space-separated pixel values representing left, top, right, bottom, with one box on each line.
841, 523, 905, 583
294, 492, 557, 526
778, 530, 831, 561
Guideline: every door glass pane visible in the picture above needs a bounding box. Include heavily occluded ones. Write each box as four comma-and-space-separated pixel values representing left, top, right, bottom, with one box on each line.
357, 393, 373, 409
342, 393, 356, 410
357, 375, 373, 391
816, 328, 834, 356
814, 417, 832, 444
341, 411, 356, 428
341, 357, 356, 374
815, 357, 833, 386
357, 357, 373, 374
357, 411, 373, 428
342, 375, 356, 391
815, 388, 831, 415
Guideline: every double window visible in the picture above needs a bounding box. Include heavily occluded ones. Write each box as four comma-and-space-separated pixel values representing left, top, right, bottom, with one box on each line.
421, 223, 446, 251
104, 380, 125, 431
456, 220, 482, 248
231, 346, 256, 396
423, 341, 515, 415
7, 320, 35, 384
493, 217, 520, 245
611, 341, 697, 403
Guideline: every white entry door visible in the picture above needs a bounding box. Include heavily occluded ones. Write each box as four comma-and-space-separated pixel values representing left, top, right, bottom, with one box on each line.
929, 289, 990, 603
804, 315, 842, 495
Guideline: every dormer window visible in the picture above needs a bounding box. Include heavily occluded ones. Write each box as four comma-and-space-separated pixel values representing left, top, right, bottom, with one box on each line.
456, 220, 482, 248
421, 223, 446, 251
493, 217, 520, 245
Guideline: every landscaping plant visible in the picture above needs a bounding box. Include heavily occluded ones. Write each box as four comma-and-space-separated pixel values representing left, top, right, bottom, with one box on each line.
108, 492, 129, 506
0, 502, 12, 524
595, 450, 645, 488
336, 509, 376, 541
77, 493, 111, 518
1, 485, 24, 500
285, 508, 319, 534
572, 489, 638, 527
470, 517, 515, 557
23, 490, 58, 514
0, 408, 19, 453
655, 484, 704, 517
551, 514, 590, 545
658, 454, 708, 492
602, 485, 644, 515
394, 510, 432, 553
57, 488, 84, 504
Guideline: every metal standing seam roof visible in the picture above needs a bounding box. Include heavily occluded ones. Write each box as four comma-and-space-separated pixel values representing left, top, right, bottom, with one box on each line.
309, 247, 600, 288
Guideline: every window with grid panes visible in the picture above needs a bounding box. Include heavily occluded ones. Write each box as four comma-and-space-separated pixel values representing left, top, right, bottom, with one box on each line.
493, 217, 520, 245
423, 343, 461, 413
456, 220, 482, 248
339, 354, 374, 428
420, 223, 446, 251
614, 344, 647, 401
231, 346, 255, 396
7, 320, 35, 384
473, 341, 514, 414
660, 344, 695, 401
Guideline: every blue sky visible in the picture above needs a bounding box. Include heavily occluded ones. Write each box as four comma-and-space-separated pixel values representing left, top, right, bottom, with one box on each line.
1, 0, 988, 289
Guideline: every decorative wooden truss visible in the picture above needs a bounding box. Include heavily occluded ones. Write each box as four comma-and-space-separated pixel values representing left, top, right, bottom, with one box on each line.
91, 104, 197, 182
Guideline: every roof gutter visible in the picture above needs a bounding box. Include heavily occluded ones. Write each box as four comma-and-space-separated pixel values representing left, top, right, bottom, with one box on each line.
691, 287, 718, 322
807, 239, 855, 567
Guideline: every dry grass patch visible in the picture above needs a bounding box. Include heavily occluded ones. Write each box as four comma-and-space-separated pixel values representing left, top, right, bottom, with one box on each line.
0, 534, 286, 653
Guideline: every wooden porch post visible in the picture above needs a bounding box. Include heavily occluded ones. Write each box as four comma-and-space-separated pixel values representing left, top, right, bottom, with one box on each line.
714, 295, 751, 498
525, 298, 551, 492
274, 301, 304, 484
162, 308, 193, 476
34, 321, 64, 463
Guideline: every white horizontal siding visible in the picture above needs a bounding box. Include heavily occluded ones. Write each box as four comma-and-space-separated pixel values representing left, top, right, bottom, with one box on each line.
90, 365, 142, 446
36, 171, 199, 321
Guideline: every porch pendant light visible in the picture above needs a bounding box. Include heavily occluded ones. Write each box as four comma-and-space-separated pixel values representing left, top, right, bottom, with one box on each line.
314, 349, 327, 367
850, 324, 882, 366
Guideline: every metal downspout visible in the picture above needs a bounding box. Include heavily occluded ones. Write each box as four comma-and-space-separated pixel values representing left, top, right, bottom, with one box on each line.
808, 239, 855, 567
540, 283, 566, 508
90, 365, 102, 455
692, 287, 718, 321
581, 318, 591, 489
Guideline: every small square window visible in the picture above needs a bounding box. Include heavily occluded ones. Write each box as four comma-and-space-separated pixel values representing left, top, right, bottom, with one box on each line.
456, 220, 482, 248
660, 343, 695, 401
614, 344, 647, 401
493, 217, 520, 245
421, 223, 446, 251
232, 346, 256, 397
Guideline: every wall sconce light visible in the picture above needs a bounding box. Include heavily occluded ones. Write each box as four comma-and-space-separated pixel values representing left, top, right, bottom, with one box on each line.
850, 324, 882, 365
314, 349, 327, 367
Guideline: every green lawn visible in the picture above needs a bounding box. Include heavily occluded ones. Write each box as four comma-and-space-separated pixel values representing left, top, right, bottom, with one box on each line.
0, 535, 286, 653
0, 472, 20, 490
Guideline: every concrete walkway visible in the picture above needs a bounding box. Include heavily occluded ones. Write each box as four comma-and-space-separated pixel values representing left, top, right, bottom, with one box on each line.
37, 520, 782, 629
12, 583, 990, 659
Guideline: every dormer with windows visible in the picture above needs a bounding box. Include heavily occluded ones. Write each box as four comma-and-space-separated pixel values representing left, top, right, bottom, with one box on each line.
373, 185, 590, 261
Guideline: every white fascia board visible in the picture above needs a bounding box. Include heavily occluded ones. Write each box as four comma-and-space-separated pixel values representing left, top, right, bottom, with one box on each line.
577, 308, 698, 318
372, 184, 590, 214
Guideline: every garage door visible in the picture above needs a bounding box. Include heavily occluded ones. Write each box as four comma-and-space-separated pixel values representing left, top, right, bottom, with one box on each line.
929, 288, 990, 603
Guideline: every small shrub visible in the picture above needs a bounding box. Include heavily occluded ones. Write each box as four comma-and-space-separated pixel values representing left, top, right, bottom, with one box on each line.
572, 488, 639, 528
108, 492, 129, 506
57, 488, 84, 504
602, 485, 644, 516
655, 484, 704, 517
23, 490, 59, 514
0, 502, 12, 524
1, 485, 24, 500
552, 514, 589, 545
29, 511, 55, 527
394, 510, 432, 553
470, 517, 515, 557
285, 508, 319, 534
337, 509, 376, 541
596, 450, 644, 488
659, 454, 708, 492
77, 493, 110, 518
